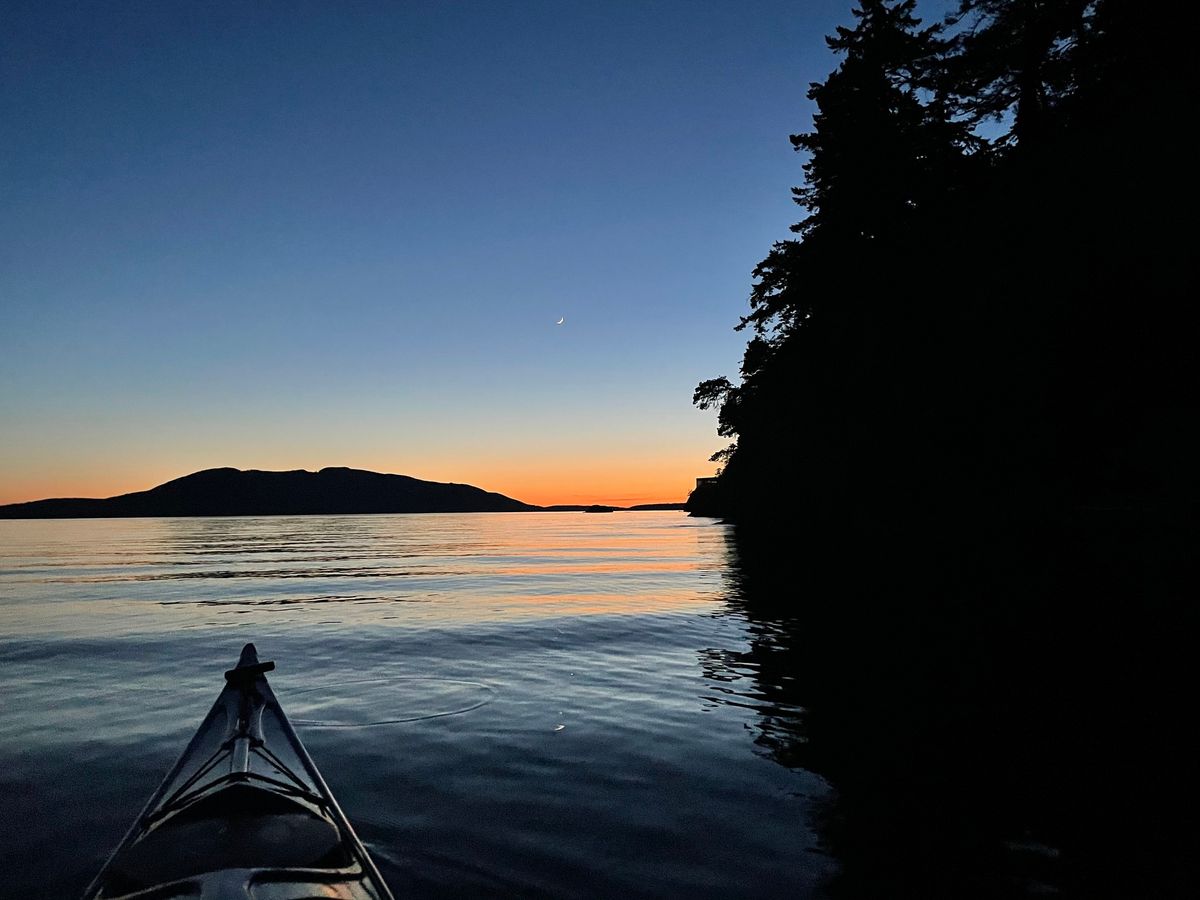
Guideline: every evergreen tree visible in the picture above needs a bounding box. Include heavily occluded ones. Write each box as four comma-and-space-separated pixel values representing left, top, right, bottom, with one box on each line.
741, 0, 965, 337
691, 4, 1197, 894
942, 0, 1093, 145
692, 0, 1193, 523
692, 1, 968, 518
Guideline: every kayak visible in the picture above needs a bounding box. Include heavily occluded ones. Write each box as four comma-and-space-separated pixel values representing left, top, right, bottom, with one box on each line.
83, 643, 395, 899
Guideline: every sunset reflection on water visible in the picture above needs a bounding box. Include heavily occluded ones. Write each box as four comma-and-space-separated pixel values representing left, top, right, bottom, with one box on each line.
0, 511, 836, 899
0, 512, 728, 637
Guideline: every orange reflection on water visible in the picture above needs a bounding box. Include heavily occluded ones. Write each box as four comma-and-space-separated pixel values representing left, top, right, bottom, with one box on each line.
0, 512, 732, 638
487, 560, 701, 577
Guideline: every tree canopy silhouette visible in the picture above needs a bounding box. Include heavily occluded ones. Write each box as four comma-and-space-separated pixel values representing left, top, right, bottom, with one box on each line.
690, 0, 1194, 529
691, 5, 1196, 894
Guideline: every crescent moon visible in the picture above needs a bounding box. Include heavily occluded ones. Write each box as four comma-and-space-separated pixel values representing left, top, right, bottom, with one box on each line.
556, 317, 564, 325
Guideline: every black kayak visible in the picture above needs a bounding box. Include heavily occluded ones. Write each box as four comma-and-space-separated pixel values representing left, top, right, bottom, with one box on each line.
83, 643, 395, 899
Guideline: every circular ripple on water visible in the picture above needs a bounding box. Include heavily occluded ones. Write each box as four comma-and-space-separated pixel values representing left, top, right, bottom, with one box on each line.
285, 677, 496, 728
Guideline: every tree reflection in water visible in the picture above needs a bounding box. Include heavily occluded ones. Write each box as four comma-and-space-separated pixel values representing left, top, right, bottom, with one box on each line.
707, 518, 1197, 899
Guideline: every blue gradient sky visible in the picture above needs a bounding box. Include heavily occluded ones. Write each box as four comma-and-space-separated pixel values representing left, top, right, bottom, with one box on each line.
2, 0, 862, 505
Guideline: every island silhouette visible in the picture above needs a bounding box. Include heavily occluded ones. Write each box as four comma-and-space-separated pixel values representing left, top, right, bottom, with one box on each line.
0, 467, 686, 518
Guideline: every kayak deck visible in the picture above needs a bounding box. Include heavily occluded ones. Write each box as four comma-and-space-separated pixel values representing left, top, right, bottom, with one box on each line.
83, 643, 395, 899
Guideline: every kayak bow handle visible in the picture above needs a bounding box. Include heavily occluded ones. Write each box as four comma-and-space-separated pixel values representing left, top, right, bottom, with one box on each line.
224, 660, 275, 683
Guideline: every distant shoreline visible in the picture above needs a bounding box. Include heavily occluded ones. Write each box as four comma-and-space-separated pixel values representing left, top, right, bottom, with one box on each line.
0, 509, 689, 521
0, 467, 685, 520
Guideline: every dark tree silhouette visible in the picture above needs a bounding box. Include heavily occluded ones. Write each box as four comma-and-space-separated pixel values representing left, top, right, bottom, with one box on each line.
691, 0, 980, 523
690, 0, 1194, 525
690, 2, 1196, 895
943, 0, 1093, 145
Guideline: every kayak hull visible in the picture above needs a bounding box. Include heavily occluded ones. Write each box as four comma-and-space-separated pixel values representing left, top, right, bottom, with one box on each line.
83, 643, 395, 900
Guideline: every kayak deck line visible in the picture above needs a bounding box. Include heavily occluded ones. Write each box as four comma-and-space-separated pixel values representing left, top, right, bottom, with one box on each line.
82, 643, 396, 900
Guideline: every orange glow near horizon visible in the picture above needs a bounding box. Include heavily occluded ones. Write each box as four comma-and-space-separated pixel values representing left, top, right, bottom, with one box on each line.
0, 453, 715, 508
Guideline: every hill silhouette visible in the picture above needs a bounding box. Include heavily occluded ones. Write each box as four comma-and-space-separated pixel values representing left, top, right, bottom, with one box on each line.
0, 467, 539, 518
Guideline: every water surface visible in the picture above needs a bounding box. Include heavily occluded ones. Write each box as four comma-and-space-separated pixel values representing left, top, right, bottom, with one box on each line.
0, 512, 829, 898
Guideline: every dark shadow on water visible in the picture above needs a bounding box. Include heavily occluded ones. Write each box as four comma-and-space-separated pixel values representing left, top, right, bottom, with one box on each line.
715, 513, 1198, 899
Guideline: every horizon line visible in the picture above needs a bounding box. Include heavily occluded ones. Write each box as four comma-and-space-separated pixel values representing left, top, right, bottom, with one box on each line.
0, 465, 689, 509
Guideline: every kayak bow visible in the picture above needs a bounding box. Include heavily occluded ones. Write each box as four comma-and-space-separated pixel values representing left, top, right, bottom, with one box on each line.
83, 643, 395, 899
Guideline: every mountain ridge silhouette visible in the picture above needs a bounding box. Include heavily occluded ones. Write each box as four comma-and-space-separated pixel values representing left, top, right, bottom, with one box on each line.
0, 467, 539, 518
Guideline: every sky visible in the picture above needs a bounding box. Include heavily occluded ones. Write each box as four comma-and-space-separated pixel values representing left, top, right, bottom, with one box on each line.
2, 0, 864, 506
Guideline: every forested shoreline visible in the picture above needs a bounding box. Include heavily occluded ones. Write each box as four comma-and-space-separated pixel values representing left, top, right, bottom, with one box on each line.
689, 0, 1192, 531
688, 3, 1196, 896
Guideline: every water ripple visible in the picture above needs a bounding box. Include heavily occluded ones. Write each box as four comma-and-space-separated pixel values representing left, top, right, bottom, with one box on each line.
288, 677, 498, 728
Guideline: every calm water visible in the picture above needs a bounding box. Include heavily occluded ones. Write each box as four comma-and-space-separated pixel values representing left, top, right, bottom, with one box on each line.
0, 513, 831, 898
